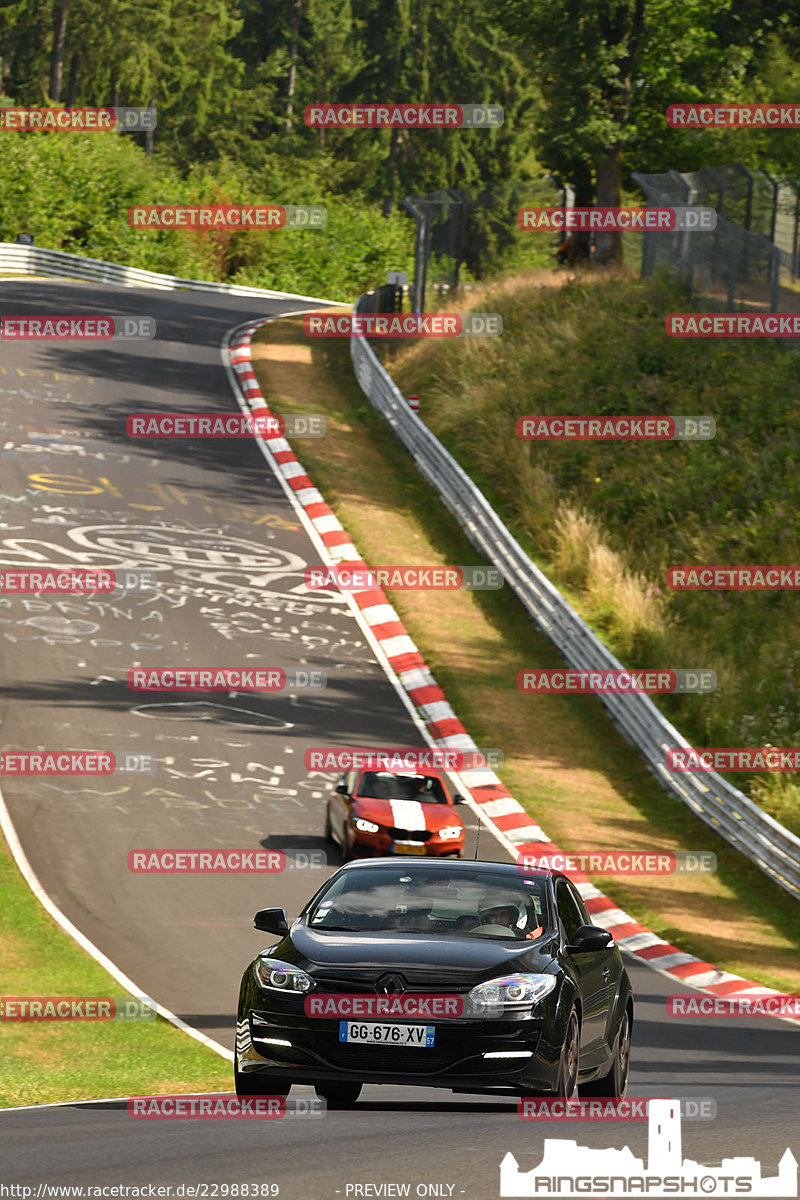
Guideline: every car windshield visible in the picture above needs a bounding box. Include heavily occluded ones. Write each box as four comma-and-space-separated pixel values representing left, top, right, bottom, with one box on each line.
307, 867, 549, 939
357, 771, 448, 803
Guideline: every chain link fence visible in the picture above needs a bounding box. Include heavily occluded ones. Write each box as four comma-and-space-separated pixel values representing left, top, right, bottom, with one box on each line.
402, 178, 566, 312
633, 163, 800, 313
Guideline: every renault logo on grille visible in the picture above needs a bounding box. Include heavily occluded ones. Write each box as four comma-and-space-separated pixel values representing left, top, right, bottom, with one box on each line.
377, 973, 406, 995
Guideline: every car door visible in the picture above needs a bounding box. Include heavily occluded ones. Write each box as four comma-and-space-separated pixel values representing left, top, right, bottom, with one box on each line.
555, 879, 616, 1065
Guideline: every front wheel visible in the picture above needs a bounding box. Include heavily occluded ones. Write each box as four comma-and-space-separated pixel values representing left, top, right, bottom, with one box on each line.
555, 1009, 580, 1098
314, 1081, 362, 1109
581, 1008, 631, 1098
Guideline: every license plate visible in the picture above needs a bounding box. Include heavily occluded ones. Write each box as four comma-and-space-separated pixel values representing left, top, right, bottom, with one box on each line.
392, 841, 426, 855
339, 1021, 435, 1046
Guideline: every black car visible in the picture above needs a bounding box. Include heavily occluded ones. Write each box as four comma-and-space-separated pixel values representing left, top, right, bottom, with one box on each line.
235, 858, 632, 1108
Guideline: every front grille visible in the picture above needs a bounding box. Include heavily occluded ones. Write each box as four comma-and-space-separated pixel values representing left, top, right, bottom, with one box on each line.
309, 971, 472, 993
326, 1046, 455, 1073
387, 827, 433, 841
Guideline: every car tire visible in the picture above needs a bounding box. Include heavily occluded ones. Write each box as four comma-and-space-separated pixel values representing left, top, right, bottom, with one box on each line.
234, 1053, 291, 1099
324, 802, 334, 843
314, 1081, 363, 1109
555, 1009, 580, 1099
580, 1007, 631, 1098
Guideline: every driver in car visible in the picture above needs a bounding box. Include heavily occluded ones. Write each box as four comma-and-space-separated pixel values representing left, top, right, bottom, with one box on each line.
476, 894, 544, 939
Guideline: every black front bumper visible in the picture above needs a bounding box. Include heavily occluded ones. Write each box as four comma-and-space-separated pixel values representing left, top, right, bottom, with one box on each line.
238, 1008, 562, 1095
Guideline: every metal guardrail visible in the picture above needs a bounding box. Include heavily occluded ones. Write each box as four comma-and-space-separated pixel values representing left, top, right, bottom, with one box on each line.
350, 294, 800, 901
0, 241, 343, 305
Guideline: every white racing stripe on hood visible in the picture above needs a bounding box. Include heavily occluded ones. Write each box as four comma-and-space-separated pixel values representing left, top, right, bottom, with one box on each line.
389, 799, 427, 830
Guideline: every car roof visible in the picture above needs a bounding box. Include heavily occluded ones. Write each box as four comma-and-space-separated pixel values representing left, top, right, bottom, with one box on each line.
339, 856, 555, 881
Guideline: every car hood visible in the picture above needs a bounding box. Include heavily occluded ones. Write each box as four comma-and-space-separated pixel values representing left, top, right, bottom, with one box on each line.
287, 923, 553, 986
353, 797, 462, 831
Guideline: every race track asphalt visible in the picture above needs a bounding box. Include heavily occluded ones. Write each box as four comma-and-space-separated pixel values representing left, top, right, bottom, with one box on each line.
0, 280, 797, 1198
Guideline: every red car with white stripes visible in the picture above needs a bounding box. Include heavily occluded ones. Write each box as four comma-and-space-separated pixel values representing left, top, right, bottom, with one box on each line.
324, 767, 467, 859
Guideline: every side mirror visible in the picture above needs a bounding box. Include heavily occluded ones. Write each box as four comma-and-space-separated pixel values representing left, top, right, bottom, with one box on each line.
335, 782, 349, 795
566, 924, 613, 953
253, 907, 289, 936
453, 794, 466, 805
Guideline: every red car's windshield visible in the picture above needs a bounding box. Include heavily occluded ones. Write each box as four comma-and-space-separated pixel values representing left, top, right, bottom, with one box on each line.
357, 771, 449, 804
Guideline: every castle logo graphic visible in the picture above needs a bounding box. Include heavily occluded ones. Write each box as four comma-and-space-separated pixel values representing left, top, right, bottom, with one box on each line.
500, 1099, 797, 1197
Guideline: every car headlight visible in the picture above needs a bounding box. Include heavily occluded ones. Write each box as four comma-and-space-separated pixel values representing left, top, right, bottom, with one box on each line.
439, 825, 463, 840
354, 818, 380, 833
254, 956, 314, 994
468, 974, 557, 1009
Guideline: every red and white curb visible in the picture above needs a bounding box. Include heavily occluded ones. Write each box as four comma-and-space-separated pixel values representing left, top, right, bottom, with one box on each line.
225, 315, 794, 1017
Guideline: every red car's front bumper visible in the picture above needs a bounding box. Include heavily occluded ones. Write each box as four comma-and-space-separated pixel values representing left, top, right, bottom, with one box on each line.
349, 828, 463, 858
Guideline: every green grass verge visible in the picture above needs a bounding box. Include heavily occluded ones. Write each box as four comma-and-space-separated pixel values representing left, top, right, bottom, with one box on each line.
0, 833, 231, 1108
